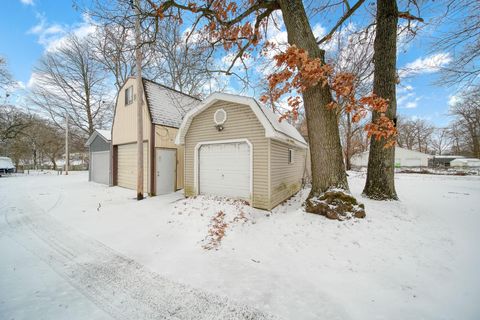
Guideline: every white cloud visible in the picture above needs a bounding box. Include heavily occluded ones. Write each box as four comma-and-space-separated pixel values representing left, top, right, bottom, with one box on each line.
16, 81, 26, 90
27, 72, 41, 89
448, 94, 461, 106
397, 84, 420, 109
405, 100, 419, 109
20, 0, 34, 5
399, 53, 452, 78
28, 13, 96, 52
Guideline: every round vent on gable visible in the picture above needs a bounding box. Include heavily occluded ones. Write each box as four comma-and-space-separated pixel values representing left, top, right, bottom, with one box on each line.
214, 108, 227, 125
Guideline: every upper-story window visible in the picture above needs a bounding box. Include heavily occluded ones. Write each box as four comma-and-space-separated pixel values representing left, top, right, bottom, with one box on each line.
288, 148, 294, 164
125, 86, 134, 105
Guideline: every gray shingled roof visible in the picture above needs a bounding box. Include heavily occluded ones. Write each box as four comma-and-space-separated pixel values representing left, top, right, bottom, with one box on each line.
143, 79, 201, 128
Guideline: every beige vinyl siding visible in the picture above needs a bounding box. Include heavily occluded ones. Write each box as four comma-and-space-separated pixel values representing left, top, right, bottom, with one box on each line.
155, 125, 184, 189
269, 139, 306, 209
184, 101, 270, 209
117, 142, 148, 191
112, 78, 151, 145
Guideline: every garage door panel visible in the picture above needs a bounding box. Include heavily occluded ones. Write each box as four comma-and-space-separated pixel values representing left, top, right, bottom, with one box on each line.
91, 151, 110, 185
117, 143, 148, 190
199, 142, 250, 199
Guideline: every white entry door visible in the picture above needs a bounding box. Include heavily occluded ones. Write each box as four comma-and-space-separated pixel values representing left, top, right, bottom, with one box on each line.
91, 151, 110, 185
156, 148, 176, 195
199, 142, 250, 200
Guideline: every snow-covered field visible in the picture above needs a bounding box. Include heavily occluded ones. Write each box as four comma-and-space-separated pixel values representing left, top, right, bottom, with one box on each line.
0, 171, 479, 319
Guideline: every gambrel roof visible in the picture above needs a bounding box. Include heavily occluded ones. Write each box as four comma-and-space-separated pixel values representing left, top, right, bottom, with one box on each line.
142, 79, 201, 128
176, 92, 308, 148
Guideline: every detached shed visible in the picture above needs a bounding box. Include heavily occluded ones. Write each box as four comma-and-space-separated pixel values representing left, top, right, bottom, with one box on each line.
85, 129, 111, 185
176, 93, 308, 210
351, 147, 431, 168
450, 158, 480, 167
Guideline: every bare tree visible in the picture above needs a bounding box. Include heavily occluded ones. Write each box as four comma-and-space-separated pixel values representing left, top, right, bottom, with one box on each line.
447, 120, 469, 155
396, 116, 434, 153
396, 116, 416, 150
435, 0, 480, 87
329, 26, 375, 170
29, 34, 113, 136
90, 23, 137, 90
0, 56, 13, 91
149, 21, 216, 96
449, 87, 480, 157
430, 127, 451, 155
37, 121, 64, 170
90, 21, 160, 90
0, 104, 32, 143
87, 0, 217, 97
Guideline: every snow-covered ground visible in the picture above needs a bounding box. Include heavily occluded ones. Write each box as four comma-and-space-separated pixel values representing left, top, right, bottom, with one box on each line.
0, 171, 479, 319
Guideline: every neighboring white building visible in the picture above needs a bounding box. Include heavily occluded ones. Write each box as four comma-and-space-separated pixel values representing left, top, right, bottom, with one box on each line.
450, 158, 480, 167
351, 147, 431, 167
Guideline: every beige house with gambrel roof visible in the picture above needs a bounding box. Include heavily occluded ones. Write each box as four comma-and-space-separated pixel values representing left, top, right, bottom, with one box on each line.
176, 93, 308, 210
112, 77, 199, 195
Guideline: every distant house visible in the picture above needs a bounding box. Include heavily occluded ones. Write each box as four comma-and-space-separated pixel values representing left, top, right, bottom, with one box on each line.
85, 129, 111, 185
430, 155, 465, 167
112, 77, 200, 195
0, 157, 15, 175
351, 147, 431, 167
176, 92, 308, 210
450, 158, 480, 168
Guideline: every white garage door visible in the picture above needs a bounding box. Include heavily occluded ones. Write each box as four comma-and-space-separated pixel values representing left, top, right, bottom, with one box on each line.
199, 142, 250, 199
117, 143, 148, 190
91, 151, 110, 185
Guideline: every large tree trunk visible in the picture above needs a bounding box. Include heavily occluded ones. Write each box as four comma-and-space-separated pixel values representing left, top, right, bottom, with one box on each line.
278, 0, 349, 197
345, 113, 352, 171
362, 0, 398, 200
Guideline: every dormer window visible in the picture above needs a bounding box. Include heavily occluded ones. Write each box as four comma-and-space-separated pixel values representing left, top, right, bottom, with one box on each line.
125, 86, 133, 105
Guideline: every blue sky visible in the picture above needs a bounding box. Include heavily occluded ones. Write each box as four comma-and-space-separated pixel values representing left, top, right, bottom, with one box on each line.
0, 0, 459, 127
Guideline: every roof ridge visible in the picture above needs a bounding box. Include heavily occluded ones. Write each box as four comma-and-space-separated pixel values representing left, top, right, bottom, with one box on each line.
142, 78, 201, 101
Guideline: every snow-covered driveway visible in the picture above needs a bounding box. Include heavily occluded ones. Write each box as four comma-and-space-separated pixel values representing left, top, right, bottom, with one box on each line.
0, 172, 275, 320
1, 171, 479, 320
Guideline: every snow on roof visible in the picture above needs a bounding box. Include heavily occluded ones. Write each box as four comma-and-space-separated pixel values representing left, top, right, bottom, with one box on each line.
253, 100, 307, 146
85, 129, 111, 146
176, 92, 308, 148
96, 129, 111, 141
0, 157, 15, 169
143, 79, 201, 128
451, 158, 480, 164
433, 155, 465, 159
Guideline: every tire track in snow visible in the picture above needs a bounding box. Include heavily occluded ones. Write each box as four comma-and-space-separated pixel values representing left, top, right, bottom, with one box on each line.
3, 191, 278, 320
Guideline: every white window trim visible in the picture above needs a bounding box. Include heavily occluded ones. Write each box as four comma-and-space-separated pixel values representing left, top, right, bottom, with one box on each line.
213, 108, 227, 125
194, 138, 253, 204
125, 86, 134, 106
288, 148, 294, 164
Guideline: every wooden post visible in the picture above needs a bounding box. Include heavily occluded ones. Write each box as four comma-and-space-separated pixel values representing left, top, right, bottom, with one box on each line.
134, 0, 144, 200
65, 112, 69, 175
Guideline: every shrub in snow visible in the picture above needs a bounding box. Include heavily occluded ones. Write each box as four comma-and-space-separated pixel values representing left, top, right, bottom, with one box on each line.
305, 189, 366, 220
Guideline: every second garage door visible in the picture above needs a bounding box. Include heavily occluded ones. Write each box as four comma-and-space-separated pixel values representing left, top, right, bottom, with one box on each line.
117, 143, 148, 191
199, 142, 250, 200
91, 151, 110, 185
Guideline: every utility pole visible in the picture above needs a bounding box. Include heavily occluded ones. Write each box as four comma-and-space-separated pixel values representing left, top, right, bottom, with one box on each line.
65, 112, 69, 175
134, 0, 144, 200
